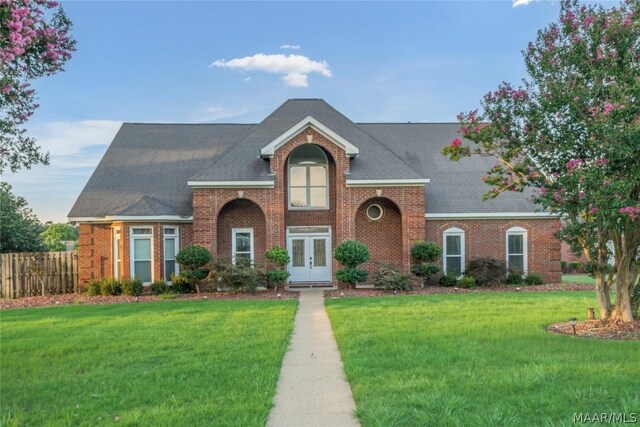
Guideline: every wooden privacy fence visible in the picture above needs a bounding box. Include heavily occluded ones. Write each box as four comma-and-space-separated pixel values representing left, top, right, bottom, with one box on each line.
0, 251, 79, 299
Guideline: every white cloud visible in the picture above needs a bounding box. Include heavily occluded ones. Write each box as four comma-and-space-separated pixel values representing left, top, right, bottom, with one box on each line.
30, 120, 122, 156
512, 0, 536, 7
196, 106, 248, 122
242, 76, 252, 82
280, 44, 300, 50
211, 53, 332, 87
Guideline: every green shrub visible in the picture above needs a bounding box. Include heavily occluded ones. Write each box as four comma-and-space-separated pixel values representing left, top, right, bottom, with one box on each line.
217, 263, 266, 293
336, 268, 368, 287
86, 279, 101, 296
171, 274, 195, 294
121, 278, 143, 296
560, 260, 567, 273
569, 261, 582, 273
100, 278, 121, 296
375, 265, 413, 291
150, 280, 171, 295
458, 276, 476, 289
176, 245, 212, 292
334, 241, 370, 288
524, 274, 544, 286
631, 281, 640, 320
465, 258, 506, 286
265, 246, 291, 292
334, 241, 370, 268
506, 272, 523, 285
411, 240, 442, 262
439, 272, 458, 287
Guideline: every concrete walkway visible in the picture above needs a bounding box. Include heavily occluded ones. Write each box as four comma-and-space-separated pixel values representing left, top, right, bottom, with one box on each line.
267, 289, 360, 427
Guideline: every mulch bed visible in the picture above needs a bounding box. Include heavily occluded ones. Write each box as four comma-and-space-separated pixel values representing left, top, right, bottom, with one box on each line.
548, 319, 640, 340
0, 290, 299, 310
325, 282, 594, 298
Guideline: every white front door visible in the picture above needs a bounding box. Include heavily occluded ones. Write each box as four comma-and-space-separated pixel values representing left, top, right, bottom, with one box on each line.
287, 232, 331, 282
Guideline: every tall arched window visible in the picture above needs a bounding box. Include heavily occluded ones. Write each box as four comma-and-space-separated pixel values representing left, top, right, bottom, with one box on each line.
443, 227, 465, 275
288, 145, 328, 209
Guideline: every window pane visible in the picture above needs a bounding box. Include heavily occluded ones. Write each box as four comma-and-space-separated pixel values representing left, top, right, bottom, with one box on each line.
164, 238, 175, 260
164, 228, 176, 235
313, 239, 326, 267
509, 255, 524, 273
447, 256, 461, 275
446, 235, 461, 255
292, 239, 305, 267
132, 228, 151, 235
290, 188, 307, 207
309, 167, 326, 186
235, 232, 251, 252
508, 234, 523, 254
115, 238, 120, 261
134, 239, 151, 260
309, 187, 327, 207
290, 166, 307, 186
164, 260, 175, 281
290, 145, 326, 165
134, 261, 152, 283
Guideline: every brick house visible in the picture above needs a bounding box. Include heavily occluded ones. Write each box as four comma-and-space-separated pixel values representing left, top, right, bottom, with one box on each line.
69, 99, 561, 286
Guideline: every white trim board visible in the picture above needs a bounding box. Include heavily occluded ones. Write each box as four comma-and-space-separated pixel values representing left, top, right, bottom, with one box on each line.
69, 215, 193, 223
425, 212, 558, 220
260, 116, 359, 158
187, 180, 275, 188
346, 178, 430, 187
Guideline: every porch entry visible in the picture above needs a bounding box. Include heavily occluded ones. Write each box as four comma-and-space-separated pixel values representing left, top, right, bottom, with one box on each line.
286, 227, 332, 283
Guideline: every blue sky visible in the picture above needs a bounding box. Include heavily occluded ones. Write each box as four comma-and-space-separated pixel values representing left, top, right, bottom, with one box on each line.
4, 0, 574, 222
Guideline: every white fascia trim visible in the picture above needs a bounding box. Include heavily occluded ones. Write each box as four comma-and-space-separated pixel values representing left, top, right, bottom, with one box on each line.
187, 180, 275, 188
69, 215, 193, 223
346, 178, 430, 187
260, 115, 359, 158
425, 212, 559, 220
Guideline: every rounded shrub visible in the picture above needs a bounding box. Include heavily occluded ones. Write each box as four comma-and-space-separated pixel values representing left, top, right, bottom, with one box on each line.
151, 280, 171, 295
100, 278, 121, 296
336, 268, 368, 286
86, 279, 101, 296
458, 276, 477, 289
410, 240, 441, 262
334, 241, 370, 269
175, 245, 212, 270
375, 265, 412, 291
121, 278, 143, 296
506, 272, 524, 285
439, 272, 458, 287
465, 258, 506, 287
265, 246, 290, 267
524, 274, 544, 286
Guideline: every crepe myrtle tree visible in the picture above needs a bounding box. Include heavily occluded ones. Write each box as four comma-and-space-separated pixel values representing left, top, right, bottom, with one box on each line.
0, 0, 76, 173
442, 0, 640, 321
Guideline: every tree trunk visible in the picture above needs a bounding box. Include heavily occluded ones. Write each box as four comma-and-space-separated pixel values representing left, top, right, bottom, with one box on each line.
610, 256, 634, 322
594, 272, 613, 320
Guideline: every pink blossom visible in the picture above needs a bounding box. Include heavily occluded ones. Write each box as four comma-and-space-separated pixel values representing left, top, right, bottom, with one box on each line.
596, 49, 604, 61
594, 158, 608, 166
552, 172, 559, 179
539, 187, 547, 195
578, 191, 585, 199
602, 103, 615, 116
565, 158, 582, 170
590, 207, 598, 214
553, 192, 563, 202
619, 206, 640, 220
603, 179, 611, 186
450, 138, 462, 147
583, 15, 595, 27
560, 11, 575, 24
622, 15, 631, 26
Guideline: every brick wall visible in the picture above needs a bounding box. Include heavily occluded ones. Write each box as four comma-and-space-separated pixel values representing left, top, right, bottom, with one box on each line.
425, 218, 562, 283
217, 199, 267, 264
78, 223, 111, 285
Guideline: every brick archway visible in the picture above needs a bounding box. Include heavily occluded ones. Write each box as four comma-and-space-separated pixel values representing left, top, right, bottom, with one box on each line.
217, 199, 266, 264
355, 197, 403, 281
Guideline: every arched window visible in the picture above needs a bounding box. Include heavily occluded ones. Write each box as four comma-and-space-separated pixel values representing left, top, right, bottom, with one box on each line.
443, 227, 465, 275
506, 226, 528, 275
288, 145, 328, 209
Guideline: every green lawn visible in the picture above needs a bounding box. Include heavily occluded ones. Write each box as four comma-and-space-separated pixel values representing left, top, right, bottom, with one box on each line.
562, 274, 596, 285
1, 299, 297, 427
326, 292, 639, 427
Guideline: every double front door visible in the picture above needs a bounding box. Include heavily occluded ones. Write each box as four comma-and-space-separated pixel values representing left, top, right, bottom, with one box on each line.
287, 229, 331, 282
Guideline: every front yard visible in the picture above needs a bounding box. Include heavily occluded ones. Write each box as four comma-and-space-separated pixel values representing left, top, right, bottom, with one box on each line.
326, 292, 639, 427
1, 299, 297, 426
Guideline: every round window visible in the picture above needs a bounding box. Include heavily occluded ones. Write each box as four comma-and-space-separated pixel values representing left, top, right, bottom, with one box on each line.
366, 204, 384, 221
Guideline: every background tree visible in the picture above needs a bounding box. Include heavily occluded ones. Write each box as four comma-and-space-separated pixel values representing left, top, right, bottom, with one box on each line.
175, 245, 212, 293
410, 240, 441, 288
443, 0, 639, 321
1, 0, 76, 173
0, 182, 45, 252
41, 222, 76, 251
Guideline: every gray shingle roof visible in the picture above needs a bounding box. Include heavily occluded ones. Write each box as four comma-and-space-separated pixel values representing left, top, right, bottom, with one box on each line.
68, 123, 254, 218
358, 123, 537, 214
69, 99, 538, 219
191, 99, 423, 182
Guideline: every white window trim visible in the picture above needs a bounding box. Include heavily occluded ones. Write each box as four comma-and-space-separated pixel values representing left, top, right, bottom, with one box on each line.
288, 147, 329, 210
506, 226, 528, 275
163, 226, 180, 281
129, 226, 154, 284
113, 227, 121, 279
443, 227, 465, 275
232, 228, 254, 265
